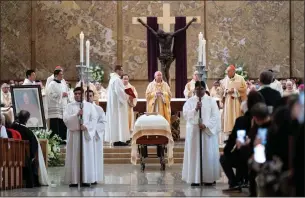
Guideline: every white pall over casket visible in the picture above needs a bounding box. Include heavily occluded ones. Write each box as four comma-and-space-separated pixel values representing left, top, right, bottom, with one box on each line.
130, 114, 174, 166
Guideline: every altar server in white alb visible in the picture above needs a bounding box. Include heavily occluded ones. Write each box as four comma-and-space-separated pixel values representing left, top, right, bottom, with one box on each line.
63, 87, 98, 187
105, 65, 130, 146
86, 89, 105, 184
182, 81, 221, 186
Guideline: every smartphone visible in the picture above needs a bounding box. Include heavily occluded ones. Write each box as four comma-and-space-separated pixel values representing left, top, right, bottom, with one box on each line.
254, 144, 266, 163
257, 128, 268, 145
237, 130, 246, 143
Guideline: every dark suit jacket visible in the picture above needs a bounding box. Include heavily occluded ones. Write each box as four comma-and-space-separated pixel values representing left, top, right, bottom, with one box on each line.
258, 87, 281, 111
224, 111, 252, 156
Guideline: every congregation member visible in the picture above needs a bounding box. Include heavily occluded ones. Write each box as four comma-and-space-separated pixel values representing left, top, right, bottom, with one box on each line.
183, 71, 209, 99
63, 87, 97, 187
182, 81, 221, 186
0, 114, 8, 138
47, 70, 67, 143
121, 74, 138, 134
105, 65, 130, 146
11, 110, 49, 187
269, 69, 283, 96
258, 70, 281, 113
95, 81, 107, 100
221, 65, 247, 133
86, 90, 105, 184
145, 71, 172, 124
221, 91, 265, 192
239, 103, 272, 196
22, 70, 36, 85
283, 80, 298, 96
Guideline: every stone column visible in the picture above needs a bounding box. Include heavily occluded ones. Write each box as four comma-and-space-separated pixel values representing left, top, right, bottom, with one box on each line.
116, 1, 123, 66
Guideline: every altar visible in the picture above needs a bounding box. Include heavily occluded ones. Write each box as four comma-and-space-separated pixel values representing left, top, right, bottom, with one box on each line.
99, 98, 187, 139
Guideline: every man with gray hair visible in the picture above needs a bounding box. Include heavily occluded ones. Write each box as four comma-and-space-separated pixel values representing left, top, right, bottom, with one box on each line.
258, 70, 281, 113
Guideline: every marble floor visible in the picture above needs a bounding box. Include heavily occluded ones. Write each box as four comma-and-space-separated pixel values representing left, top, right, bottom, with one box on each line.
1, 164, 248, 197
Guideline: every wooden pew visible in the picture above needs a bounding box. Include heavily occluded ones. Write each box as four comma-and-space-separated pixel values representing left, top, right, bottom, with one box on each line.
0, 138, 29, 190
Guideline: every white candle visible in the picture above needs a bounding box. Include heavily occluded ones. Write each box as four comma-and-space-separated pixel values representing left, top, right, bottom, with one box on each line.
202, 38, 206, 66
80, 32, 84, 63
198, 32, 203, 63
86, 40, 90, 68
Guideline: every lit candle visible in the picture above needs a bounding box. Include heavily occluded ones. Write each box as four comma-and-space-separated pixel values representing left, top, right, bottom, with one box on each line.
202, 38, 206, 66
86, 40, 90, 68
80, 32, 84, 63
198, 32, 203, 63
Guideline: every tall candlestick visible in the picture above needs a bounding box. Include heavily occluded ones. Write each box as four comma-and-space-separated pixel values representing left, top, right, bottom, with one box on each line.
86, 40, 90, 68
198, 32, 203, 63
80, 32, 84, 63
202, 38, 206, 66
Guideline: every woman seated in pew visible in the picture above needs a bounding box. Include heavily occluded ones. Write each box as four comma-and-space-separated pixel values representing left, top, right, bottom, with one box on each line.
0, 113, 8, 138
11, 110, 49, 188
2, 113, 21, 140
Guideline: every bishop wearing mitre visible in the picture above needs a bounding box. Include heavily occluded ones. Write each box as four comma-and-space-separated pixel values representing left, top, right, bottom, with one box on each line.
63, 87, 98, 187
221, 65, 247, 133
121, 74, 138, 134
184, 71, 209, 99
145, 71, 171, 124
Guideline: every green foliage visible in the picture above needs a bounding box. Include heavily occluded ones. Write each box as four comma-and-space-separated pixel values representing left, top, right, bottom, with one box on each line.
89, 64, 105, 82
224, 62, 249, 80
33, 128, 64, 167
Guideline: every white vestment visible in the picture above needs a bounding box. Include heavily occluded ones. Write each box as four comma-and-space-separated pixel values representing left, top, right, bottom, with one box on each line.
46, 75, 68, 109
63, 101, 97, 184
182, 95, 221, 184
47, 81, 64, 119
22, 79, 36, 85
270, 79, 283, 96
93, 104, 106, 183
105, 73, 129, 142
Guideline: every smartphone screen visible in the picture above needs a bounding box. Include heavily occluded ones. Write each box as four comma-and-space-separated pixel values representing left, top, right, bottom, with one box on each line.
237, 130, 246, 143
257, 128, 268, 145
254, 144, 266, 163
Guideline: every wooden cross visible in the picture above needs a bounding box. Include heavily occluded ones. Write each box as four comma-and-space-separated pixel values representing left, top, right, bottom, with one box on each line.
132, 3, 201, 32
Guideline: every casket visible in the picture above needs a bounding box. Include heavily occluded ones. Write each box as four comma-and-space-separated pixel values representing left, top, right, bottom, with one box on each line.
130, 114, 174, 166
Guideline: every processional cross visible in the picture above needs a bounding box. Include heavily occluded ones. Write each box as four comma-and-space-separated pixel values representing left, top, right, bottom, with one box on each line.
132, 3, 201, 84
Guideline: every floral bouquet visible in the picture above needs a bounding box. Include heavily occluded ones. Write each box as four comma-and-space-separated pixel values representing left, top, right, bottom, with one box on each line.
33, 128, 63, 167
89, 64, 105, 83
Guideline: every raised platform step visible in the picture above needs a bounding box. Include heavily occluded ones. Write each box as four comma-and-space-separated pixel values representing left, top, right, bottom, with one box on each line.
59, 144, 224, 164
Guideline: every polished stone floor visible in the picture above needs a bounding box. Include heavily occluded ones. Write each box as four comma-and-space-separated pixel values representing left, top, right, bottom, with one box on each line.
1, 164, 248, 197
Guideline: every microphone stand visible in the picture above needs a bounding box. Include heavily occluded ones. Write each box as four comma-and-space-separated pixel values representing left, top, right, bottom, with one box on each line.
195, 60, 208, 186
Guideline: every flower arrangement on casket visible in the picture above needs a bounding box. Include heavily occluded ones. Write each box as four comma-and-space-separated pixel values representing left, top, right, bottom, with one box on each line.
33, 128, 63, 167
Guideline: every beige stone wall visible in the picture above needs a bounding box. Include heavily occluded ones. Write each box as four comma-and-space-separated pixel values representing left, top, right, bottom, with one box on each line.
1, 1, 304, 84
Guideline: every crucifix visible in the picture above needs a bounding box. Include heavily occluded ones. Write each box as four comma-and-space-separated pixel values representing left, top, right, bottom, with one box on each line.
132, 3, 201, 84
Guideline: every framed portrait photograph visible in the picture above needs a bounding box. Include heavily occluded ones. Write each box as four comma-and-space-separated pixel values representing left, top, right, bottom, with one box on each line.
10, 85, 46, 129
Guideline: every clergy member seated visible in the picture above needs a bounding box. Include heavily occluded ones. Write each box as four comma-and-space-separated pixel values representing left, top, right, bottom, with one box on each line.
184, 71, 209, 99
11, 110, 49, 188
182, 81, 221, 186
105, 65, 130, 146
63, 87, 98, 187
1, 83, 14, 123
86, 90, 106, 184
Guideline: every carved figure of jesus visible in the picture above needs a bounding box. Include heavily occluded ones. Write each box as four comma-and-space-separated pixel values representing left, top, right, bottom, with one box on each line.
138, 17, 197, 85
